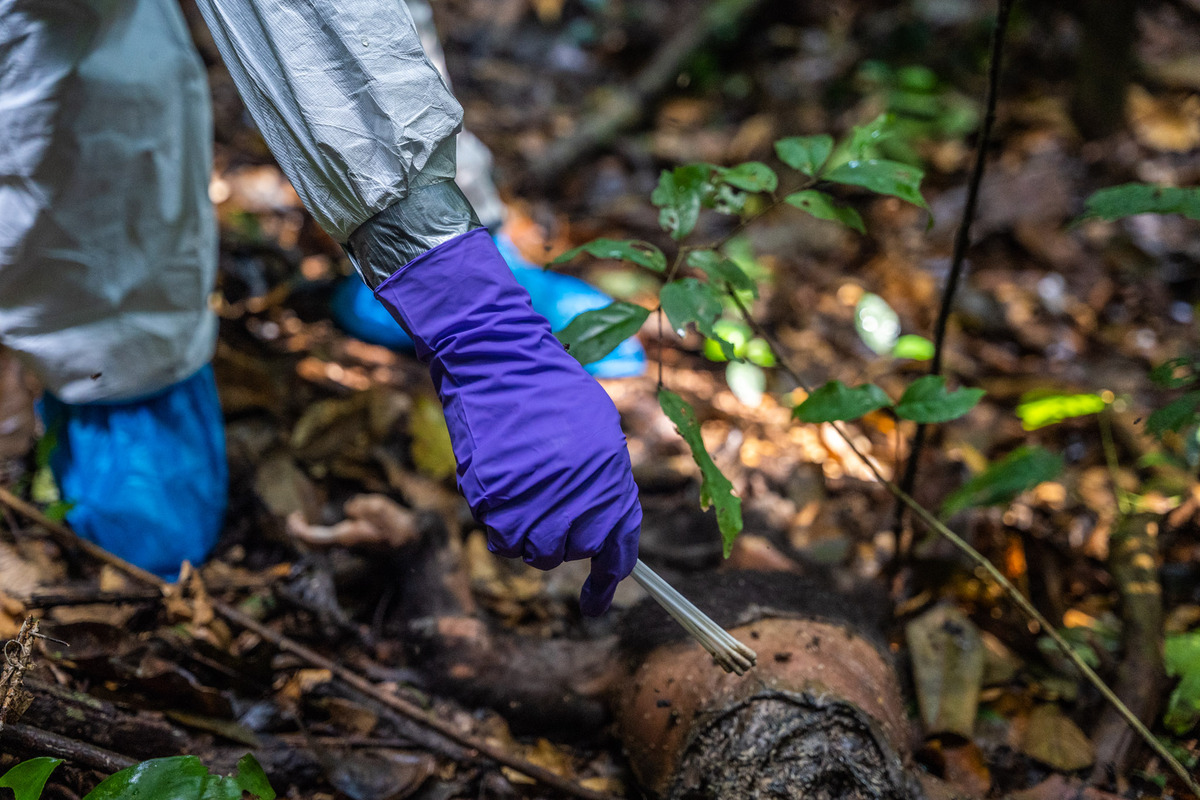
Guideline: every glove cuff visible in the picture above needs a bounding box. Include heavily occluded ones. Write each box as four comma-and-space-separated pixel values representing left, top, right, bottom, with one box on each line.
345, 181, 481, 287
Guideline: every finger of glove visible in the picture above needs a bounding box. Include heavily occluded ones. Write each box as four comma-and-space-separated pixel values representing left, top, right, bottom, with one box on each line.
578, 503, 641, 617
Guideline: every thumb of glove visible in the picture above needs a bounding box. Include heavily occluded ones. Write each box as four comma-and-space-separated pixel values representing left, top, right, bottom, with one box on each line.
578, 503, 641, 616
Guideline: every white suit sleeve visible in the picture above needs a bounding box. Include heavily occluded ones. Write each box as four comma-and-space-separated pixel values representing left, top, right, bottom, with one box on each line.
193, 0, 474, 246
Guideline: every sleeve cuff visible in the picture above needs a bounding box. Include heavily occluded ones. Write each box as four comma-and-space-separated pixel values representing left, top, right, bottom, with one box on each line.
344, 180, 482, 288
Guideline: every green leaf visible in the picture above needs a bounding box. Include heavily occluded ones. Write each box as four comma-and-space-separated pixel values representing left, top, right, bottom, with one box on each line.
824, 159, 930, 211
686, 250, 758, 296
83, 755, 276, 800
793, 381, 893, 423
549, 238, 667, 273
895, 375, 984, 423
941, 446, 1064, 516
1147, 390, 1200, 437
1080, 184, 1200, 222
1015, 392, 1107, 431
1150, 356, 1200, 389
1, 758, 62, 800
717, 162, 778, 193
844, 113, 897, 160
745, 337, 775, 368
784, 190, 866, 233
893, 334, 935, 361
855, 293, 901, 356
555, 302, 650, 366
774, 134, 834, 177
658, 389, 743, 556
1165, 631, 1200, 734
409, 395, 457, 481
726, 360, 766, 406
651, 164, 711, 240
660, 279, 731, 357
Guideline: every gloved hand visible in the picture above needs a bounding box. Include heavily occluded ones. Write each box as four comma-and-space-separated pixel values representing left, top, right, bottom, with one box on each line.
370, 227, 641, 614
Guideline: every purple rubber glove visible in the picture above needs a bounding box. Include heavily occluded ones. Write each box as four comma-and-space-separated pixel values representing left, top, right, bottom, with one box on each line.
372, 227, 641, 614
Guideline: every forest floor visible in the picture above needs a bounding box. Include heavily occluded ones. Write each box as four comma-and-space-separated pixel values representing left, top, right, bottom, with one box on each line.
2, 1, 1200, 798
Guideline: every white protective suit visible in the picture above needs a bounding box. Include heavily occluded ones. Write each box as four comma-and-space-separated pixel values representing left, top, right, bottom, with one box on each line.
0, 0, 502, 404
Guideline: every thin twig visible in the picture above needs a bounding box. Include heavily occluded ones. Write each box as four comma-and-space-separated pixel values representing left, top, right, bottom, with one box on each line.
0, 486, 620, 800
726, 292, 1200, 796
893, 0, 1016, 540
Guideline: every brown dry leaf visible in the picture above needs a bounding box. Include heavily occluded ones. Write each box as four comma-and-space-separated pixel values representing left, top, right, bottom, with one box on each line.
1019, 704, 1094, 771
464, 531, 545, 606
906, 604, 985, 737
980, 631, 1022, 687
323, 750, 436, 800
502, 738, 575, 785
317, 696, 379, 736
934, 739, 991, 798
291, 386, 406, 466
0, 542, 41, 599
1128, 85, 1200, 152
256, 450, 321, 519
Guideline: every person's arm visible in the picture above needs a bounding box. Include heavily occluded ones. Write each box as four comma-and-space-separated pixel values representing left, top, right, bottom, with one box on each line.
193, 0, 641, 613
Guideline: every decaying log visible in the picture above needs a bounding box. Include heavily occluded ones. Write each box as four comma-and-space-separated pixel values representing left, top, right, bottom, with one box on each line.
403, 563, 922, 799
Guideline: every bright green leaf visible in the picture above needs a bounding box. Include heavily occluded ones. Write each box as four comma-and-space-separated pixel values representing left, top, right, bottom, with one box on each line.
855, 293, 901, 355
651, 164, 710, 240
794, 381, 893, 423
549, 238, 667, 273
555, 302, 650, 366
660, 278, 732, 357
1147, 390, 1200, 437
1079, 184, 1200, 222
1165, 631, 1200, 734
1, 758, 62, 800
703, 319, 750, 362
784, 190, 866, 233
895, 375, 984, 423
658, 389, 743, 556
774, 134, 834, 177
745, 337, 776, 368
726, 360, 766, 406
83, 755, 276, 800
686, 250, 758, 296
824, 158, 930, 211
941, 446, 1064, 516
1015, 392, 1107, 431
893, 334, 935, 361
717, 162, 778, 193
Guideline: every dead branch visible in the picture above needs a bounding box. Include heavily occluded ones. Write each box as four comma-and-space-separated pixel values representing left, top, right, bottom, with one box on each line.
527, 0, 767, 185
0, 722, 135, 774
0, 616, 38, 731
1089, 515, 1166, 786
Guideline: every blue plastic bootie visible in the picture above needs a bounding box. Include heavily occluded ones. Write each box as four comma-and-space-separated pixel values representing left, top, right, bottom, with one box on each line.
330, 234, 647, 378
40, 365, 228, 580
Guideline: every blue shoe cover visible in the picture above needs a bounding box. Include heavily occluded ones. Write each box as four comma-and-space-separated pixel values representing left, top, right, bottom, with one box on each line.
330, 235, 647, 378
40, 365, 228, 580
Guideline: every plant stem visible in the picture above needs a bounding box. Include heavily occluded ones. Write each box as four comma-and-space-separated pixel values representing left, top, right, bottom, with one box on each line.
893, 0, 1015, 542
